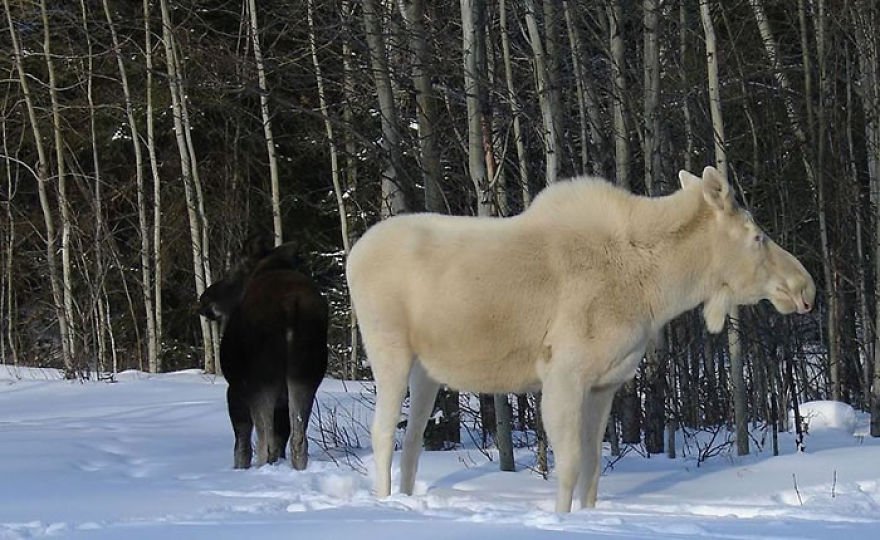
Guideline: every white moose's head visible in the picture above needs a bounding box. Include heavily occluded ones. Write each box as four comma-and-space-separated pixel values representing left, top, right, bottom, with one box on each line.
678, 166, 816, 333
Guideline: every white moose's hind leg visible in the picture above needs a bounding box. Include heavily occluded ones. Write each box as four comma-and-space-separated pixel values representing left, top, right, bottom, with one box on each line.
367, 339, 414, 498
399, 362, 442, 495
541, 368, 586, 513
577, 385, 618, 509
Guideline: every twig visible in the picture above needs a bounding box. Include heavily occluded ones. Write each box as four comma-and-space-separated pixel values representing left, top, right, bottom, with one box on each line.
831, 469, 837, 499
792, 473, 803, 505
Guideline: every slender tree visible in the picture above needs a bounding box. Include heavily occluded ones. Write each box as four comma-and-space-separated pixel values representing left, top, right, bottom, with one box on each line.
246, 0, 283, 246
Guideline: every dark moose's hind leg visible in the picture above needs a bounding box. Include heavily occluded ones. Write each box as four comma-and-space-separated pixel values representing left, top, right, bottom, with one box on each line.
273, 391, 292, 460
251, 384, 286, 466
227, 385, 253, 469
288, 378, 320, 471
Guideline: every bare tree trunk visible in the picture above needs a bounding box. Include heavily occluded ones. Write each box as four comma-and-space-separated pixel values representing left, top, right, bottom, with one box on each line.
850, 0, 880, 435
363, 0, 407, 218
608, 0, 629, 190
103, 0, 158, 375
159, 0, 216, 373
462, 0, 514, 471
563, 0, 606, 177
340, 0, 360, 378
4, 0, 73, 375
399, 0, 443, 213
1, 117, 17, 366
542, 0, 565, 177
398, 0, 460, 447
523, 0, 560, 186
606, 0, 638, 442
308, 0, 355, 382
700, 0, 747, 455
41, 0, 77, 374
80, 0, 112, 374
144, 0, 163, 373
246, 0, 283, 246
643, 0, 664, 455
499, 0, 530, 205
680, 2, 694, 172
749, 0, 837, 408
846, 38, 872, 405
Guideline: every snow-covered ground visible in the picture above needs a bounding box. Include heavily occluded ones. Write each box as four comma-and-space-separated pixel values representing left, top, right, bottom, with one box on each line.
1, 366, 879, 539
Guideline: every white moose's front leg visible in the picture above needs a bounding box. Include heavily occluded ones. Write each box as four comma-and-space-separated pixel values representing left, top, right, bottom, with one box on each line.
540, 366, 586, 513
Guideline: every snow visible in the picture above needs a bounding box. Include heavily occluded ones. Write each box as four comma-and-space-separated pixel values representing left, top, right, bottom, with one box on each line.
791, 400, 859, 434
1, 366, 879, 539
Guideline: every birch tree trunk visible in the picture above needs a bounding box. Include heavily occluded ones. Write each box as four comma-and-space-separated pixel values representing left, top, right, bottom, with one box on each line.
1, 117, 17, 366
79, 0, 107, 373
41, 0, 77, 374
246, 0, 283, 246
850, 0, 880, 436
399, 0, 443, 213
159, 0, 216, 373
398, 0, 461, 447
605, 0, 638, 444
749, 0, 838, 411
642, 0, 665, 455
144, 0, 164, 373
846, 38, 872, 406
462, 0, 514, 471
307, 0, 357, 382
103, 0, 158, 375
563, 0, 607, 177
608, 0, 630, 190
499, 0, 530, 205
363, 0, 407, 218
341, 0, 360, 378
542, 0, 565, 176
813, 0, 842, 402
701, 0, 748, 455
4, 0, 73, 375
680, 2, 694, 173
523, 0, 559, 186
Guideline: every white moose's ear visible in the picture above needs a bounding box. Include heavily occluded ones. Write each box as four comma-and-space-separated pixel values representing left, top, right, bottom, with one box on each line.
701, 166, 733, 213
678, 169, 701, 190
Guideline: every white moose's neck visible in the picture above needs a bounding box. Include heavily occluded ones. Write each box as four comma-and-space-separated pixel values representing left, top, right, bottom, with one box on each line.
627, 186, 725, 333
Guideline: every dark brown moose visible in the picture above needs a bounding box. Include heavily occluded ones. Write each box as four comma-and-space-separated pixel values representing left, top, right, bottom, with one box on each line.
199, 238, 328, 470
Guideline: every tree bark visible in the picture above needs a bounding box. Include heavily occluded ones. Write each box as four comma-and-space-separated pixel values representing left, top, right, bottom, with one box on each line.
461, 0, 513, 471
523, 0, 560, 186
104, 0, 158, 375
700, 0, 748, 455
159, 0, 216, 373
144, 0, 164, 373
849, 0, 880, 435
564, 1, 606, 177
749, 0, 838, 409
41, 0, 77, 372
0, 117, 17, 366
363, 0, 407, 218
246, 0, 283, 246
499, 0, 530, 205
642, 0, 664, 455
608, 0, 629, 190
4, 0, 73, 376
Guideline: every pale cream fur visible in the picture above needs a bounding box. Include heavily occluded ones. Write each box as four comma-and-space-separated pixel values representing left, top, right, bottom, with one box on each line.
346, 166, 815, 513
